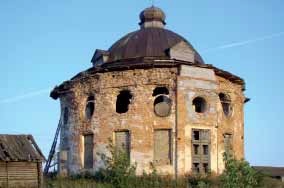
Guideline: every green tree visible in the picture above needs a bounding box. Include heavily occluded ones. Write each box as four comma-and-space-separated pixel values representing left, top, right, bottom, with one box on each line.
96, 140, 136, 188
220, 153, 262, 188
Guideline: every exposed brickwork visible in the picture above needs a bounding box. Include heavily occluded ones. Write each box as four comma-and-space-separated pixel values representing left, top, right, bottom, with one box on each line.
52, 6, 246, 178
56, 65, 245, 176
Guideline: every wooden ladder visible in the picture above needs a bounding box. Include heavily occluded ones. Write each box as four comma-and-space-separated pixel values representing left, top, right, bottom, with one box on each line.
43, 119, 62, 175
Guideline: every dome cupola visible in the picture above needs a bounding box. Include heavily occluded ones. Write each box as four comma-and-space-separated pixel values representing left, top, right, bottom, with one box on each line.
91, 6, 205, 65
139, 6, 166, 28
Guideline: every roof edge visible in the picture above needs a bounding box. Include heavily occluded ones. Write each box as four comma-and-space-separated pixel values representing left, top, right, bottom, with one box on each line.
50, 58, 245, 100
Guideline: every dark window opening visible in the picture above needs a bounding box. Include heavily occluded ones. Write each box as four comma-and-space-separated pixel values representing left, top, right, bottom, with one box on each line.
192, 97, 207, 113
84, 134, 94, 169
203, 163, 209, 173
63, 107, 69, 124
0, 143, 4, 150
219, 93, 232, 116
274, 176, 282, 180
154, 95, 172, 117
193, 163, 200, 173
203, 145, 209, 155
116, 90, 132, 114
193, 131, 200, 140
85, 96, 95, 119
152, 87, 169, 96
193, 144, 199, 155
0, 143, 10, 158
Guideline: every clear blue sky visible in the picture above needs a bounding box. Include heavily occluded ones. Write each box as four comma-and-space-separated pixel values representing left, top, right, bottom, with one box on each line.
0, 0, 283, 167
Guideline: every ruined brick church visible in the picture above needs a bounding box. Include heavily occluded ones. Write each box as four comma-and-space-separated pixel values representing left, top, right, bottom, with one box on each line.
51, 6, 247, 176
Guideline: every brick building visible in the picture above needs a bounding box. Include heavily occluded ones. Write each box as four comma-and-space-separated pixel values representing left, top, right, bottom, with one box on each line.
51, 6, 247, 176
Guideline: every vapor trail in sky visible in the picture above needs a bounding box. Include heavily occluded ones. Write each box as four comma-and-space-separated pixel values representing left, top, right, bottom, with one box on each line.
1, 32, 284, 104
0, 88, 51, 104
202, 31, 284, 53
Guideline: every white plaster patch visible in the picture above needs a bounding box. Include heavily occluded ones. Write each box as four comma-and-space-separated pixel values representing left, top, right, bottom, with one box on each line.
180, 79, 217, 90
185, 92, 197, 120
180, 65, 216, 81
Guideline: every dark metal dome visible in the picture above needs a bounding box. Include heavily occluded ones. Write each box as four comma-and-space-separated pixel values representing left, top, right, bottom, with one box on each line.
96, 6, 204, 64
107, 28, 204, 64
106, 6, 204, 64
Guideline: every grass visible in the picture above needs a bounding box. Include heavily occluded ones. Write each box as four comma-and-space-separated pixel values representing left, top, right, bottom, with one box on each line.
43, 146, 284, 188
43, 177, 111, 188
43, 175, 284, 188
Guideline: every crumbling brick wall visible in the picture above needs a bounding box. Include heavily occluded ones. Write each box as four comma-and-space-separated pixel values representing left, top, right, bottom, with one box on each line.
57, 65, 245, 176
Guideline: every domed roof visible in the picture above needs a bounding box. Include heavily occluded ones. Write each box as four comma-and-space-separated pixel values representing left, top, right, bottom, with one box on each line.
106, 6, 204, 64
107, 28, 204, 64
139, 6, 166, 25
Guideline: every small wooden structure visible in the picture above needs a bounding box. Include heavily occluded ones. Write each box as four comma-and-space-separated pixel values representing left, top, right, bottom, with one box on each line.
0, 135, 45, 188
254, 166, 284, 182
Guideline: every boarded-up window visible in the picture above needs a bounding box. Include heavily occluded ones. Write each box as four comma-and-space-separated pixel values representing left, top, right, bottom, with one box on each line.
224, 133, 233, 155
192, 129, 210, 174
84, 134, 94, 169
154, 129, 172, 165
115, 131, 130, 159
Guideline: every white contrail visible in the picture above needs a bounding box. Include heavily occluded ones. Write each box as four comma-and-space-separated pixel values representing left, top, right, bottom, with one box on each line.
1, 32, 283, 104
0, 88, 51, 104
202, 31, 284, 53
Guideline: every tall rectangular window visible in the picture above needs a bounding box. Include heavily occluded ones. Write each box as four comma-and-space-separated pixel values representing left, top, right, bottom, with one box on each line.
84, 134, 94, 169
224, 133, 233, 155
192, 129, 210, 174
114, 131, 130, 159
154, 129, 172, 165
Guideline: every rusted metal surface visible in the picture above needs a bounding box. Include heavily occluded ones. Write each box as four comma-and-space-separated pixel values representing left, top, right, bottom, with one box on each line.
0, 135, 45, 162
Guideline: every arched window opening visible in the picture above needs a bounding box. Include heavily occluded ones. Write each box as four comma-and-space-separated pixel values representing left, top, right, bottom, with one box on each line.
219, 93, 232, 116
85, 96, 95, 119
152, 87, 169, 97
154, 95, 172, 117
63, 107, 69, 124
116, 90, 132, 114
192, 97, 207, 113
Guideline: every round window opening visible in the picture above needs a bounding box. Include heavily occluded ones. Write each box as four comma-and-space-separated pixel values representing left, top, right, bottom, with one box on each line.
154, 95, 172, 117
219, 93, 232, 117
192, 97, 207, 113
